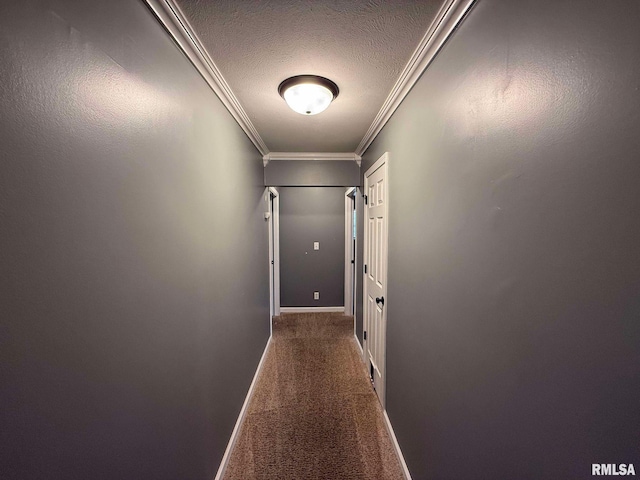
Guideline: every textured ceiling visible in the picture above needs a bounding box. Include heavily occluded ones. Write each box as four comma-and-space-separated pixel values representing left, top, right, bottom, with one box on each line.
175, 0, 444, 153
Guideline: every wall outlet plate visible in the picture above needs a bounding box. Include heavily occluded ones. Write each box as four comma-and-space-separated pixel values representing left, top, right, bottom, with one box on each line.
314, 291, 319, 300
313, 242, 319, 250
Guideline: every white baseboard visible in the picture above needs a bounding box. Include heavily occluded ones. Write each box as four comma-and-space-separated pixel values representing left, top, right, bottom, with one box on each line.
214, 337, 271, 480
383, 410, 413, 480
279, 306, 345, 313
354, 333, 363, 355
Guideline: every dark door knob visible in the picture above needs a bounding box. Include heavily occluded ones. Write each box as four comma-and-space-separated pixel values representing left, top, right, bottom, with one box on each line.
375, 296, 384, 306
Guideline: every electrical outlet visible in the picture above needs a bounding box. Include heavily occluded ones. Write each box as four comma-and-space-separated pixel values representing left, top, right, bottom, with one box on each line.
313, 242, 319, 250
314, 291, 319, 300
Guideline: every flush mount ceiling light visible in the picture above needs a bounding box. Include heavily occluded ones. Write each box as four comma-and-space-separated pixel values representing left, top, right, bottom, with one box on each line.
278, 75, 339, 116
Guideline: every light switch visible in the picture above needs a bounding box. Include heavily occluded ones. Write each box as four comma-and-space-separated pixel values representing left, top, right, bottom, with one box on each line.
314, 292, 319, 300
313, 242, 319, 250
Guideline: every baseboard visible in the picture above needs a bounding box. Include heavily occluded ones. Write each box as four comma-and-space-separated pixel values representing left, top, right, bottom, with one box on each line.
279, 306, 345, 313
383, 410, 413, 480
214, 337, 271, 480
354, 333, 363, 355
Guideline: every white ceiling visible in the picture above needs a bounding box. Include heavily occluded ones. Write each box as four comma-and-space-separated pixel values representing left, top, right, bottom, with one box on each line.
174, 0, 445, 153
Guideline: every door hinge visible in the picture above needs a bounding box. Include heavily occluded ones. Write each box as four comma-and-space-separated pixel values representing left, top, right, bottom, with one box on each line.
364, 195, 368, 205
364, 331, 367, 341
364, 264, 367, 274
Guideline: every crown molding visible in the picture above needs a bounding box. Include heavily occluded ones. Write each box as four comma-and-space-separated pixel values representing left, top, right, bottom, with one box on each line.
144, 0, 476, 162
355, 0, 476, 156
143, 0, 269, 156
263, 152, 362, 167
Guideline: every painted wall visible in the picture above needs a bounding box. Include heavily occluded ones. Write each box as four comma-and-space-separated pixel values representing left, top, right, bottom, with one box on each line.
265, 160, 360, 187
359, 1, 640, 478
279, 187, 345, 308
0, 1, 269, 479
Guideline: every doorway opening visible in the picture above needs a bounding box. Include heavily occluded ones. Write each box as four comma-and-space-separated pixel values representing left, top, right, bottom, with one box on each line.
344, 187, 357, 321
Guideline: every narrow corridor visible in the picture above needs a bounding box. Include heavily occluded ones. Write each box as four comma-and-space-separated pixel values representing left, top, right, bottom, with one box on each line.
223, 313, 403, 479
4, 1, 640, 478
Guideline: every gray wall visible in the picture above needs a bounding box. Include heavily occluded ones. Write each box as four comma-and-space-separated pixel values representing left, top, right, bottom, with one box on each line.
359, 1, 640, 478
265, 160, 360, 186
279, 188, 345, 307
0, 1, 269, 479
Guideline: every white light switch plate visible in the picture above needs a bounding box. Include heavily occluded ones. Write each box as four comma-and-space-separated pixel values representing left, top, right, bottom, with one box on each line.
314, 292, 319, 300
313, 242, 319, 250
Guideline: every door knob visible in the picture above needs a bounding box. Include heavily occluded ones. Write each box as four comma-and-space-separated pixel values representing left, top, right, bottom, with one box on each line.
375, 296, 384, 306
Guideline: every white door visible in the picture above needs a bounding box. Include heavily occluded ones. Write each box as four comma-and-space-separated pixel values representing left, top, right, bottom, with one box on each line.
363, 153, 389, 407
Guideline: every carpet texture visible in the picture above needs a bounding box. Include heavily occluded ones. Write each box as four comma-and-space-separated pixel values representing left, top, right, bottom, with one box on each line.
223, 312, 404, 480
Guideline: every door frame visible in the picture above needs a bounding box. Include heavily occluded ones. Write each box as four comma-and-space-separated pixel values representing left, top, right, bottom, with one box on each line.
344, 187, 357, 319
267, 187, 280, 326
362, 152, 390, 407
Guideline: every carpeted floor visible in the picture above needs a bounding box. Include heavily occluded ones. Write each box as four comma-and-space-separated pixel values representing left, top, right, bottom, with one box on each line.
223, 312, 405, 480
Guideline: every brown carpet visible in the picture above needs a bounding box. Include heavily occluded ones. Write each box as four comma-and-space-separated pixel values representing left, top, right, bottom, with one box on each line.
223, 312, 405, 480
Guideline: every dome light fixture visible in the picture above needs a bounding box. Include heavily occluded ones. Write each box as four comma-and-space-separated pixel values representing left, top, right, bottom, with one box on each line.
278, 75, 339, 116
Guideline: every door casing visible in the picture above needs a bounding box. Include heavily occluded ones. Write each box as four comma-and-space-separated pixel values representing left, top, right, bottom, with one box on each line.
267, 187, 280, 328
344, 187, 357, 320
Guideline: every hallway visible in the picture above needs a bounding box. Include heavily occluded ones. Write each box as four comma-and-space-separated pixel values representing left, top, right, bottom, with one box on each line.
224, 313, 403, 480
3, 0, 640, 478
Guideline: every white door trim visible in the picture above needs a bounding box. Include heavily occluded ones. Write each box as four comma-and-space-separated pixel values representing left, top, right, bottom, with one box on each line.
344, 187, 356, 319
267, 187, 280, 326
363, 152, 390, 407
